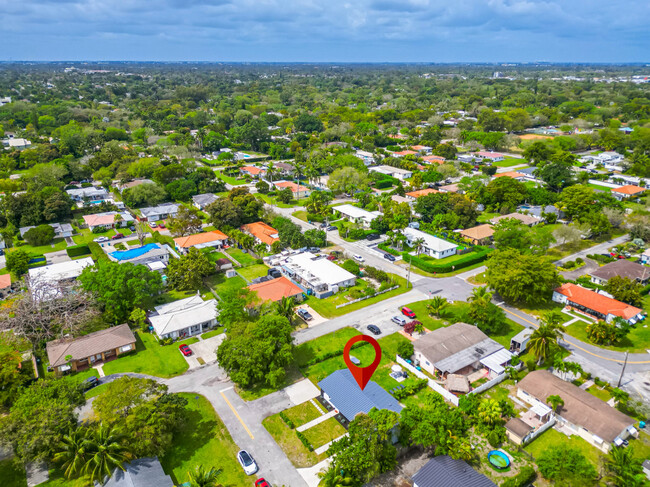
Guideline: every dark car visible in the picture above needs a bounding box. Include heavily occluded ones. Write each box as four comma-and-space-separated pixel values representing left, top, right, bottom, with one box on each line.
179, 344, 193, 356
308, 247, 320, 253
326, 225, 337, 231
111, 233, 124, 240
383, 253, 396, 262
255, 480, 271, 487
129, 226, 135, 231
367, 324, 381, 335
82, 376, 99, 391
268, 268, 282, 279
366, 233, 380, 241
297, 308, 313, 321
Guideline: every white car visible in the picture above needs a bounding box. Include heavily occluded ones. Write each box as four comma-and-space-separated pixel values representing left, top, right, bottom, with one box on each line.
237, 450, 258, 476
353, 254, 364, 262
391, 316, 406, 326
93, 236, 109, 243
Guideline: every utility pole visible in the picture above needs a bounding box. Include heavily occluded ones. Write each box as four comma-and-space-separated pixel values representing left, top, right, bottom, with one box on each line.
617, 351, 628, 388
406, 254, 412, 289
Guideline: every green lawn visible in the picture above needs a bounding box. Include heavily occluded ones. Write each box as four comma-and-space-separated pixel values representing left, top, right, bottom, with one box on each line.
256, 193, 304, 209
204, 273, 247, 296
84, 382, 110, 399
292, 210, 309, 222
294, 327, 362, 368
476, 212, 500, 224
400, 300, 472, 332
102, 331, 198, 378
283, 401, 323, 427
214, 170, 248, 186
160, 393, 253, 486
237, 264, 269, 281
302, 417, 346, 448
0, 458, 27, 487
588, 183, 612, 192
525, 428, 602, 468
225, 247, 259, 266
14, 238, 68, 256
493, 157, 526, 168
415, 251, 473, 266
262, 414, 325, 468
201, 328, 224, 340
585, 385, 612, 402
564, 320, 650, 353
72, 227, 119, 245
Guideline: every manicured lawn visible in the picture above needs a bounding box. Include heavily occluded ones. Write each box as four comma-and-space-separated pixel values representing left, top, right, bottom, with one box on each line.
525, 428, 602, 468
201, 328, 224, 340
588, 183, 612, 192
72, 227, 119, 245
262, 414, 324, 468
204, 273, 247, 296
204, 250, 228, 263
14, 238, 68, 256
564, 320, 650, 353
476, 212, 500, 224
226, 247, 259, 266
401, 300, 472, 332
161, 393, 253, 486
236, 365, 304, 401
294, 327, 361, 368
102, 331, 198, 378
155, 288, 199, 305
85, 382, 110, 399
585, 385, 612, 402
237, 264, 269, 281
302, 417, 346, 448
493, 157, 526, 167
0, 458, 27, 487
256, 193, 304, 209
214, 170, 248, 186
415, 251, 472, 266
283, 401, 323, 427
292, 210, 309, 222
490, 319, 525, 348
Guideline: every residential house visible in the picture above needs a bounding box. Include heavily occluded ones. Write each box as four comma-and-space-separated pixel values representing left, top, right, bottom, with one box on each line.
115, 179, 154, 193
421, 155, 445, 164
369, 165, 413, 180
243, 221, 280, 250
66, 186, 110, 203
517, 204, 562, 220
402, 227, 458, 259
191, 193, 218, 211
318, 369, 402, 426
354, 150, 375, 165
240, 165, 266, 179
2, 138, 32, 150
19, 223, 73, 239
611, 185, 646, 201
518, 370, 637, 452
490, 212, 541, 226
494, 171, 527, 181
273, 180, 311, 198
642, 249, 650, 265
458, 224, 494, 245
392, 150, 417, 157
312, 175, 329, 190
457, 154, 478, 164
28, 257, 95, 301
248, 276, 304, 303
0, 274, 12, 299
390, 195, 411, 205
108, 243, 170, 268
83, 211, 134, 231
473, 151, 506, 163
174, 230, 229, 254
596, 151, 624, 164
413, 323, 512, 386
149, 295, 218, 340
334, 204, 381, 228
139, 203, 180, 222
412, 456, 496, 487
438, 183, 460, 193
405, 188, 439, 201
274, 251, 356, 298
46, 323, 136, 375
590, 259, 650, 285
411, 145, 432, 153
552, 283, 644, 325
101, 457, 174, 487
274, 162, 295, 176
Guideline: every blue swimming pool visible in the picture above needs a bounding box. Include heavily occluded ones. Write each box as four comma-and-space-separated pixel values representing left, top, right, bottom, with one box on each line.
488, 450, 510, 469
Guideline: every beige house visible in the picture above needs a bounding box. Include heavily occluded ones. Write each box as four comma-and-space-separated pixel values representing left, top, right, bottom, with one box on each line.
458, 224, 495, 245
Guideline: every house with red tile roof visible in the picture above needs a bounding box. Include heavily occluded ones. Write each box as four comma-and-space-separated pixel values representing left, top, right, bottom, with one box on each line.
494, 171, 527, 180
421, 155, 446, 164
173, 230, 229, 254
392, 150, 417, 157
240, 165, 266, 178
242, 222, 280, 249
388, 133, 407, 140
552, 283, 644, 324
273, 180, 311, 198
405, 188, 440, 200
0, 274, 11, 291
410, 145, 432, 153
611, 185, 646, 201
248, 277, 304, 303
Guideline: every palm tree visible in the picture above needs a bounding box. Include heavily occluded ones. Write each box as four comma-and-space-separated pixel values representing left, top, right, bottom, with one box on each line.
265, 162, 277, 184
318, 467, 354, 487
611, 388, 630, 407
469, 286, 492, 305
546, 394, 564, 412
477, 399, 502, 426
253, 243, 267, 257
82, 423, 132, 485
187, 466, 223, 487
427, 295, 449, 318
604, 443, 646, 487
274, 296, 296, 324
528, 323, 563, 365
413, 237, 425, 256
53, 427, 89, 479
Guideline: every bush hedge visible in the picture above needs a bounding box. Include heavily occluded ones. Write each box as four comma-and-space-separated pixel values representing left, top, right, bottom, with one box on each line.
295, 431, 314, 451
88, 242, 110, 261
500, 466, 536, 487
279, 411, 295, 429
306, 213, 325, 223
406, 246, 492, 274
66, 244, 91, 258
392, 378, 428, 400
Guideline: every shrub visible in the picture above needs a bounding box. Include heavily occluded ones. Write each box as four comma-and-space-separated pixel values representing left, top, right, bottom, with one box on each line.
486, 426, 506, 447
347, 228, 368, 240
374, 179, 393, 189
295, 431, 314, 451
279, 411, 295, 429
341, 259, 360, 275
576, 257, 584, 264
378, 242, 401, 256
397, 340, 414, 359
66, 244, 91, 258
88, 242, 110, 261
407, 246, 492, 273
501, 466, 536, 487
300, 341, 369, 367
306, 213, 325, 222
23, 225, 55, 246
525, 359, 537, 371
392, 378, 428, 400
349, 289, 364, 300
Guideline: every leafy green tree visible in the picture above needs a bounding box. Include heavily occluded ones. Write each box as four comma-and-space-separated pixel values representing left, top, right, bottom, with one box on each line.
426, 296, 448, 318
129, 308, 148, 332
305, 190, 333, 216
537, 445, 597, 485
23, 224, 55, 246
216, 287, 255, 327
5, 248, 30, 277
122, 183, 168, 208
468, 292, 506, 335
206, 198, 242, 229
604, 276, 642, 306
535, 160, 575, 192
585, 320, 627, 345
477, 399, 503, 426
0, 349, 31, 407
274, 296, 296, 324
546, 394, 564, 412
327, 167, 369, 194
603, 442, 646, 487
78, 260, 163, 324
492, 218, 553, 254
484, 177, 528, 212
276, 187, 294, 203
558, 185, 596, 220
166, 248, 213, 291
81, 423, 132, 484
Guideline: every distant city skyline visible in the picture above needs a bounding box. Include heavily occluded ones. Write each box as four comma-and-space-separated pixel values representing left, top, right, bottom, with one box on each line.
2, 0, 649, 62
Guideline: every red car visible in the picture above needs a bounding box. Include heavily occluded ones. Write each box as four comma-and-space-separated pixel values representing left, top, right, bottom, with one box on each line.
159, 222, 166, 229
255, 480, 270, 487
111, 233, 124, 240
179, 344, 192, 356
401, 307, 416, 319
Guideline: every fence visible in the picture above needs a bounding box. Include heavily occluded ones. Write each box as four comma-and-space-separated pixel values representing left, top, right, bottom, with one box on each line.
522, 416, 556, 445
468, 373, 508, 395
396, 355, 459, 406
335, 285, 399, 309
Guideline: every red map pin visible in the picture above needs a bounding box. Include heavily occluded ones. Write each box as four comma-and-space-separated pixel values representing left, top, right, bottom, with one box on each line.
343, 335, 382, 391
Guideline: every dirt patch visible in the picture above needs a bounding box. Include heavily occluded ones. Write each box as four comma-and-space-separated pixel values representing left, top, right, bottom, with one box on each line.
367, 449, 431, 487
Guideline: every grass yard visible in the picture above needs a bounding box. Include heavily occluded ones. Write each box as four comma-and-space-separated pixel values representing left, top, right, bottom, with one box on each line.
14, 238, 68, 256
525, 428, 602, 468
0, 458, 27, 487
204, 273, 247, 296
292, 210, 309, 222
476, 212, 500, 224
400, 300, 472, 332
201, 328, 224, 340
302, 417, 346, 448
226, 247, 259, 266
588, 183, 612, 192
564, 320, 650, 353
85, 382, 110, 399
237, 264, 269, 281
161, 393, 253, 486
214, 170, 248, 186
493, 157, 526, 167
262, 414, 325, 468
102, 331, 198, 378
256, 193, 303, 209
585, 385, 612, 402
283, 401, 323, 427
72, 227, 119, 245
294, 327, 361, 367
236, 365, 304, 401
416, 251, 472, 266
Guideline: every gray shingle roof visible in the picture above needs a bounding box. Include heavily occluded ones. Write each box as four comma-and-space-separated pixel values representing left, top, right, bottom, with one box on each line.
590, 259, 650, 283
100, 457, 173, 487
318, 369, 402, 422
412, 456, 497, 487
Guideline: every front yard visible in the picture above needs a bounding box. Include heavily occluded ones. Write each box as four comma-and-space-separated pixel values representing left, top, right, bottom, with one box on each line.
564, 320, 650, 353
262, 413, 326, 468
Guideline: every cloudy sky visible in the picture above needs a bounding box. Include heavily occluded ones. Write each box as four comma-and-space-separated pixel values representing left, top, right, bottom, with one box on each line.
2, 0, 649, 62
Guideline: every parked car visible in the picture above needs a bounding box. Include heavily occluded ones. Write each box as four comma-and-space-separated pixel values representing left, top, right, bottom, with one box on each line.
179, 344, 192, 356
383, 253, 396, 262
401, 307, 416, 318
268, 268, 281, 279
367, 324, 381, 335
326, 225, 337, 231
255, 480, 271, 487
308, 247, 320, 253
158, 222, 166, 229
150, 222, 158, 228
93, 236, 109, 243
366, 233, 380, 241
326, 254, 336, 261
82, 376, 99, 391
391, 316, 406, 326
111, 233, 124, 240
237, 450, 258, 476
297, 308, 313, 321
129, 226, 135, 231
353, 254, 364, 262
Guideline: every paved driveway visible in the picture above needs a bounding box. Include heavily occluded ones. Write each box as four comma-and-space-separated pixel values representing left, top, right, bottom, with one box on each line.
283, 379, 319, 405
188, 334, 224, 365
296, 304, 327, 327
44, 249, 71, 264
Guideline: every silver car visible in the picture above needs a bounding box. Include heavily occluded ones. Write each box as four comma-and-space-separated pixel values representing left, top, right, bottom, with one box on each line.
237, 450, 258, 475
391, 316, 406, 326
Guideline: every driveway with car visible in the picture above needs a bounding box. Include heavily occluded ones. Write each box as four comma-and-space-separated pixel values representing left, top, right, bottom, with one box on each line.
295, 304, 327, 327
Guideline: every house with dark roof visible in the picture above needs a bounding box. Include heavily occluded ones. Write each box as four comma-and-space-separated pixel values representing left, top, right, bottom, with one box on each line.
412, 456, 496, 487
46, 324, 136, 375
553, 283, 644, 325
99, 457, 173, 487
318, 369, 402, 426
590, 259, 650, 285
518, 370, 637, 452
192, 192, 219, 210
490, 212, 541, 226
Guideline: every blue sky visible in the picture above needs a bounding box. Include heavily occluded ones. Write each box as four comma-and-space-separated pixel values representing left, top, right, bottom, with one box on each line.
1, 0, 649, 62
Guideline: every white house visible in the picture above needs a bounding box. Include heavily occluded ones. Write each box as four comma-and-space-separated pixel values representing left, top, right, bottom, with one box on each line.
28, 257, 95, 301
108, 243, 170, 267
274, 251, 356, 298
402, 227, 458, 259
354, 150, 375, 165
20, 223, 73, 239
333, 204, 382, 228
369, 165, 413, 181
149, 295, 218, 340
66, 186, 110, 203
2, 138, 32, 150
139, 203, 180, 221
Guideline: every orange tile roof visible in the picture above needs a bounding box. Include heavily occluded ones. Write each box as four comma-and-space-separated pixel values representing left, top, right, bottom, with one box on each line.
494, 171, 526, 179
459, 224, 494, 241
393, 150, 417, 156
243, 221, 280, 246
388, 134, 407, 139
422, 155, 445, 164
248, 277, 303, 302
242, 166, 265, 175
0, 274, 11, 290
411, 145, 428, 150
274, 181, 309, 193
174, 230, 228, 249
611, 185, 645, 196
555, 283, 642, 320
406, 188, 439, 198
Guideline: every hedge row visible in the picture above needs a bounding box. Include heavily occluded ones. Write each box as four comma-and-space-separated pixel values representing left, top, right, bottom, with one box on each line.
378, 242, 401, 256
88, 242, 110, 261
295, 431, 314, 451
279, 411, 295, 429
406, 246, 492, 274
299, 341, 369, 368
66, 244, 91, 258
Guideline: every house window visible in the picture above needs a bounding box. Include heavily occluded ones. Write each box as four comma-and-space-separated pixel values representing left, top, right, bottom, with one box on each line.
119, 344, 132, 352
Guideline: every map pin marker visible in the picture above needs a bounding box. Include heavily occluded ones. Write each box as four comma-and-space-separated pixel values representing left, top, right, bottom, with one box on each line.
343, 335, 382, 391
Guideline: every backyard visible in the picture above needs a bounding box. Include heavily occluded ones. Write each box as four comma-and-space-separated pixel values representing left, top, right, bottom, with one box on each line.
237, 264, 269, 281
493, 157, 526, 168
225, 247, 259, 266
524, 428, 603, 469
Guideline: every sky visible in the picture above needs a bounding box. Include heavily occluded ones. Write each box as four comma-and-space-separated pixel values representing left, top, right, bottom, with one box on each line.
1, 0, 649, 62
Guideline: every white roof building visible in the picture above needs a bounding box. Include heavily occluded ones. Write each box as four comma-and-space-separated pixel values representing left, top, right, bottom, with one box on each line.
2, 138, 31, 149
369, 165, 413, 180
149, 295, 218, 339
334, 204, 382, 228
28, 257, 95, 300
277, 251, 356, 298
403, 227, 458, 260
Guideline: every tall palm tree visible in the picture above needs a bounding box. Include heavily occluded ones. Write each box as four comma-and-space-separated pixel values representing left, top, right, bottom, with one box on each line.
604, 443, 646, 487
528, 324, 563, 365
53, 427, 89, 479
413, 237, 425, 256
265, 162, 277, 184
187, 466, 223, 487
82, 423, 132, 485
477, 399, 502, 426
318, 467, 354, 487
274, 296, 296, 324
427, 296, 448, 318
469, 286, 492, 305
546, 394, 564, 412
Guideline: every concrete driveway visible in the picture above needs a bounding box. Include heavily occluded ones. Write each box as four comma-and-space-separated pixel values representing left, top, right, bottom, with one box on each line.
283, 379, 320, 405
187, 334, 224, 367
44, 249, 71, 264
296, 304, 327, 327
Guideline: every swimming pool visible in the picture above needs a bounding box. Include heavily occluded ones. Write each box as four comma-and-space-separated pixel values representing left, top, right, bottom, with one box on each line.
488, 450, 510, 469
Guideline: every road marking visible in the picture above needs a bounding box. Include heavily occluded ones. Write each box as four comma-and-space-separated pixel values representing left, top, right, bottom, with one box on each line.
503, 308, 650, 365
220, 390, 254, 439
219, 386, 234, 392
